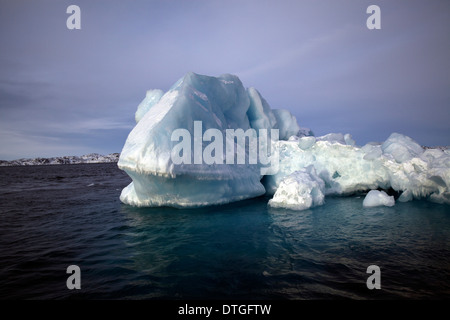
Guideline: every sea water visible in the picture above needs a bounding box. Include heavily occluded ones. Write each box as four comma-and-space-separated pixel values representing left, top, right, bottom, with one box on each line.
0, 163, 449, 299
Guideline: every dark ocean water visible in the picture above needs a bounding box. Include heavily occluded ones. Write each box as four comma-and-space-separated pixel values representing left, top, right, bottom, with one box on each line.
0, 163, 449, 300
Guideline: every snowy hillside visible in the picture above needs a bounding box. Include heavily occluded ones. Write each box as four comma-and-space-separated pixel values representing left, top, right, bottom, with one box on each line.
0, 153, 120, 166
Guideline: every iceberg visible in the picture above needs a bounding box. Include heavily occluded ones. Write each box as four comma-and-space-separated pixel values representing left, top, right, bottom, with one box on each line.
363, 190, 395, 207
118, 72, 450, 209
118, 72, 296, 208
263, 132, 450, 207
262, 136, 391, 197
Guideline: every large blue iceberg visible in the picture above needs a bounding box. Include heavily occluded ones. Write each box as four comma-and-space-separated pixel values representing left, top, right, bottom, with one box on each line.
118, 72, 450, 209
118, 72, 300, 208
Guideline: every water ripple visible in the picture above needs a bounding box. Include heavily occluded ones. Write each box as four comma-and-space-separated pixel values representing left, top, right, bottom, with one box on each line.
0, 164, 449, 299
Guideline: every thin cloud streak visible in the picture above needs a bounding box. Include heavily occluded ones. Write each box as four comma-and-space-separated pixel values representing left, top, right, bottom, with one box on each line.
236, 24, 360, 79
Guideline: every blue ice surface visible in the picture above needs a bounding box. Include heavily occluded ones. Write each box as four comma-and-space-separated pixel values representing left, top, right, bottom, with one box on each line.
118, 72, 300, 208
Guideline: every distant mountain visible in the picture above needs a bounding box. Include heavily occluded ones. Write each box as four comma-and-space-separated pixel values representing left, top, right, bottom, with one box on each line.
0, 153, 120, 166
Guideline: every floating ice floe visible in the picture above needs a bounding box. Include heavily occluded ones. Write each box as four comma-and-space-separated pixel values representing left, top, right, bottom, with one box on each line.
118, 72, 450, 210
363, 190, 395, 207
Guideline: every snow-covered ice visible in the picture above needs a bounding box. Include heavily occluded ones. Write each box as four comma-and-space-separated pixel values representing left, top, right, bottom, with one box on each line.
264, 132, 449, 209
268, 166, 325, 211
118, 72, 450, 209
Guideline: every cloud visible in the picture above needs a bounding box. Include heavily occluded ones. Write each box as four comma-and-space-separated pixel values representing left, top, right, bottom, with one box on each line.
236, 24, 360, 80
0, 129, 94, 160
44, 118, 134, 134
0, 0, 449, 160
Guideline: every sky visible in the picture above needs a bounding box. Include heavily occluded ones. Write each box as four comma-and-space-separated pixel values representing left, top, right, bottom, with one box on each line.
0, 0, 449, 160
